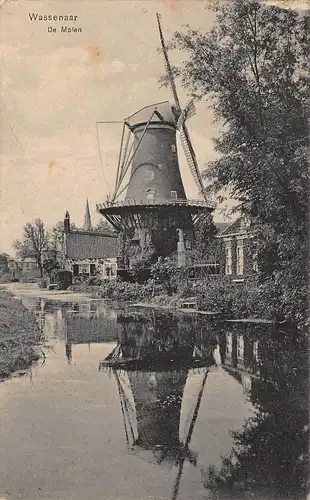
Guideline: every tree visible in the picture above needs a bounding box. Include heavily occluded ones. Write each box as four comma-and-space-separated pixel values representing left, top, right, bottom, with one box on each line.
43, 258, 60, 279
0, 253, 9, 263
50, 219, 82, 264
51, 220, 79, 251
0, 253, 9, 273
92, 219, 115, 233
129, 240, 156, 275
13, 219, 50, 277
168, 0, 309, 328
189, 218, 220, 264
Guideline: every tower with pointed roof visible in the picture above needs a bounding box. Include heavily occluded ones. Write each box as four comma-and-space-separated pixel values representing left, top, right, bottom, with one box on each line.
84, 199, 92, 231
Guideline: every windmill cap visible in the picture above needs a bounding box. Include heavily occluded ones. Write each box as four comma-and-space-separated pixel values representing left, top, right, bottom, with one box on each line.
126, 101, 179, 129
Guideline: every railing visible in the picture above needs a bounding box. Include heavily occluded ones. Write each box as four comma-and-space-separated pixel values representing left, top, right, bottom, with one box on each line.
96, 198, 215, 211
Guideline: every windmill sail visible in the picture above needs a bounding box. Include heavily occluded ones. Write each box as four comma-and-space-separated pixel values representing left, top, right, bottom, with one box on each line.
180, 124, 206, 198
156, 13, 208, 202
156, 13, 180, 110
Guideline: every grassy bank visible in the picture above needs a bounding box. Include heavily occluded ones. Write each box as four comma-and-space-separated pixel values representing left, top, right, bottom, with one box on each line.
0, 290, 43, 380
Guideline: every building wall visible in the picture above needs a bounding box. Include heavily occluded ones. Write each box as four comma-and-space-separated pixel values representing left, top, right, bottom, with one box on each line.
64, 257, 117, 279
220, 235, 257, 281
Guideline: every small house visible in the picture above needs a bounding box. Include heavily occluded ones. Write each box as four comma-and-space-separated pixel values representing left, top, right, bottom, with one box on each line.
63, 211, 119, 280
8, 257, 40, 278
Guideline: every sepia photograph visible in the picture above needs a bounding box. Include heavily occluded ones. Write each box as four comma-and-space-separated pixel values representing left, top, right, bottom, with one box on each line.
0, 1, 308, 499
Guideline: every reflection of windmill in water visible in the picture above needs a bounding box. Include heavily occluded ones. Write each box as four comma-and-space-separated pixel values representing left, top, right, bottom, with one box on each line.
97, 14, 214, 267
100, 311, 218, 499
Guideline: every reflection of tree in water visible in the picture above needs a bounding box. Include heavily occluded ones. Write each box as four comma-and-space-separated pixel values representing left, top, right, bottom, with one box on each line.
204, 325, 309, 500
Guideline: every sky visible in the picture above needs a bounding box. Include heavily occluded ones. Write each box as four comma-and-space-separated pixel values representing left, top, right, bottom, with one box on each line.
0, 0, 306, 254
0, 0, 223, 254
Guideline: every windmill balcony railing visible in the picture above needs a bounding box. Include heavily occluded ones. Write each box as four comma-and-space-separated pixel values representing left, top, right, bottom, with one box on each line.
97, 198, 215, 211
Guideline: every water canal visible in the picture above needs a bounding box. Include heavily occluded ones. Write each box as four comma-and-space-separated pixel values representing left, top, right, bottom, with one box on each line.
0, 292, 308, 500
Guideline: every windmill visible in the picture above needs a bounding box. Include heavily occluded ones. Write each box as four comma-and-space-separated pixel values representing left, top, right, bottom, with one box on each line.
97, 14, 214, 266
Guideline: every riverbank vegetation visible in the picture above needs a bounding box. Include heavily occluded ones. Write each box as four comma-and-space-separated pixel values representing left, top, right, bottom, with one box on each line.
69, 259, 285, 323
0, 290, 44, 379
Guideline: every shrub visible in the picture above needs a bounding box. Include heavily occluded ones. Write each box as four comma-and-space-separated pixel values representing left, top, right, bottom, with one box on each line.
51, 270, 72, 290
196, 278, 234, 314
176, 279, 196, 299
87, 276, 103, 286
196, 277, 281, 320
0, 272, 14, 283
150, 257, 178, 295
97, 279, 153, 302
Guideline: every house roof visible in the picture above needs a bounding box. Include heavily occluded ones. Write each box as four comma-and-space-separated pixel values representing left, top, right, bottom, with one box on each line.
65, 231, 119, 260
216, 216, 248, 237
214, 221, 230, 233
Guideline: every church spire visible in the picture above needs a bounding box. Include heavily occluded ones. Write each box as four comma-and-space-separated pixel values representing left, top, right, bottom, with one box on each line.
84, 198, 92, 231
